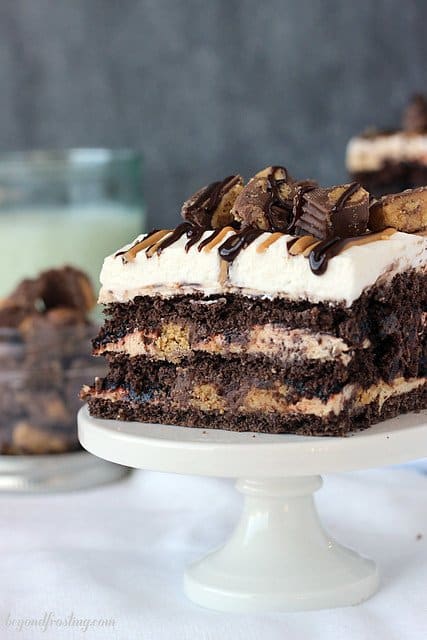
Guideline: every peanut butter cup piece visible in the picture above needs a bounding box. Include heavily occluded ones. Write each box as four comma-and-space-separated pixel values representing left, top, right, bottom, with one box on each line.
0, 266, 96, 320
231, 166, 294, 230
369, 186, 427, 233
181, 175, 244, 228
295, 183, 369, 239
40, 266, 96, 312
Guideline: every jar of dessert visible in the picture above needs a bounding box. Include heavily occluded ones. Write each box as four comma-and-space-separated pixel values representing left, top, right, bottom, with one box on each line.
0, 266, 100, 453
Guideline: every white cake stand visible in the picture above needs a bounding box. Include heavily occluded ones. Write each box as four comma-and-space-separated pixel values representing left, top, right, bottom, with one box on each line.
78, 405, 427, 613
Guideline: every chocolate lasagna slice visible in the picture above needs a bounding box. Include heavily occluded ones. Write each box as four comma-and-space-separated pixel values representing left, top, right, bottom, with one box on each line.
82, 167, 427, 436
346, 94, 427, 197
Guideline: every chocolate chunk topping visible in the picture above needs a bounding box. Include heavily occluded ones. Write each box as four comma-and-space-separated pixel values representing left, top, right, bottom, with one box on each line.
402, 94, 427, 133
231, 166, 293, 230
231, 167, 318, 232
181, 175, 244, 229
295, 183, 369, 239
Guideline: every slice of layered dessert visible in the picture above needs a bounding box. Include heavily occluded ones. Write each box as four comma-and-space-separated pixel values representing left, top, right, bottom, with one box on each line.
346, 94, 427, 196
82, 167, 427, 436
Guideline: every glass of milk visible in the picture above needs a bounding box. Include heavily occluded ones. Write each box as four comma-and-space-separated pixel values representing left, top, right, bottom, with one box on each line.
0, 148, 145, 297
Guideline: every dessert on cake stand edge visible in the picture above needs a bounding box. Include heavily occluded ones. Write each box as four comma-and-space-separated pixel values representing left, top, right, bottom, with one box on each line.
77, 405, 427, 613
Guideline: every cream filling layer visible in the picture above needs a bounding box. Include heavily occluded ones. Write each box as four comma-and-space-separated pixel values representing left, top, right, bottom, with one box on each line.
99, 230, 427, 307
85, 376, 425, 418
346, 132, 427, 172
95, 324, 360, 365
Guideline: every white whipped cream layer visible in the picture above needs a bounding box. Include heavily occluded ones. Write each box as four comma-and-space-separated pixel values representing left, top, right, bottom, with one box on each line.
99, 230, 426, 307
346, 132, 427, 173
100, 230, 234, 300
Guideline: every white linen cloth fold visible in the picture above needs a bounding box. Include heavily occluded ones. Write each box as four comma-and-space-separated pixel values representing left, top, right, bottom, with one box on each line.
0, 465, 425, 640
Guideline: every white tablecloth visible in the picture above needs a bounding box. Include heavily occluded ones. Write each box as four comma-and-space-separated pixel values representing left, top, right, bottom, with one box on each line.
0, 463, 426, 640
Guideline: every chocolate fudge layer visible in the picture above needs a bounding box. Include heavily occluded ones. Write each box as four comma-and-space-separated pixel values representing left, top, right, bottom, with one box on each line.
83, 167, 427, 436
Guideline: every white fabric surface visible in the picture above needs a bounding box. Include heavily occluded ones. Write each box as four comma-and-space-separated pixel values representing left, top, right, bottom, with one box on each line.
0, 464, 426, 639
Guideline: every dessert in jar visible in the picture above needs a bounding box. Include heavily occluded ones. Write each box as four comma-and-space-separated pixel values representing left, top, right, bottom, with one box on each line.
0, 266, 103, 453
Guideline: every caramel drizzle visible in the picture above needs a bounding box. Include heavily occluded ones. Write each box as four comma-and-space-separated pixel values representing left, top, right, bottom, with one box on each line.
287, 235, 318, 256
115, 228, 160, 258
120, 229, 170, 262
256, 232, 283, 253
198, 226, 234, 252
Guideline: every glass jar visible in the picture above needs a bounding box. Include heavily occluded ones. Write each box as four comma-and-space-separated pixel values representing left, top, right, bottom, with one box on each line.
0, 150, 140, 486
0, 149, 145, 297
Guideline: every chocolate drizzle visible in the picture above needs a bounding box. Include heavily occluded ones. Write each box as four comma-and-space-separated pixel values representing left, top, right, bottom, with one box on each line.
157, 220, 219, 254
184, 225, 206, 251
331, 181, 360, 213
218, 227, 264, 262
308, 237, 342, 275
156, 222, 193, 254
198, 228, 222, 252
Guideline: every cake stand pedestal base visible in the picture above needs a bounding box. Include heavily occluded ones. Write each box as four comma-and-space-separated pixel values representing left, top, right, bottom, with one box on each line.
185, 476, 378, 612
78, 406, 426, 613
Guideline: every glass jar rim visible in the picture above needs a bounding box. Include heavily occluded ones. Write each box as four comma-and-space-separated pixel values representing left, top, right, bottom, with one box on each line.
0, 148, 142, 173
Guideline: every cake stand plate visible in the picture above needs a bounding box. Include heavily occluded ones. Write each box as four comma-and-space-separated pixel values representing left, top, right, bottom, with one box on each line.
78, 405, 427, 613
0, 450, 131, 493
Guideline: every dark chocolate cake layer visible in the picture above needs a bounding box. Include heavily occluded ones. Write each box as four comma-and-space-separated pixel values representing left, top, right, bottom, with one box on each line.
87, 384, 426, 437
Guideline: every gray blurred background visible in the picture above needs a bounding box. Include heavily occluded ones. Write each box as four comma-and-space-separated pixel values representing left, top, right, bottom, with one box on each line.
0, 0, 426, 227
